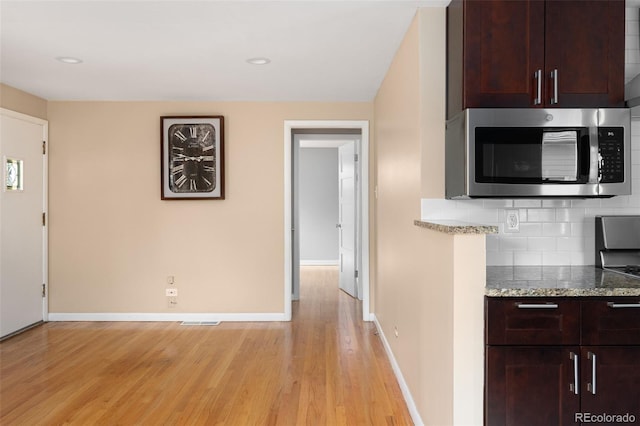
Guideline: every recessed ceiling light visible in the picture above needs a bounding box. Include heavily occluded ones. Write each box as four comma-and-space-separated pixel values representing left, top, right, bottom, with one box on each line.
246, 57, 271, 65
56, 56, 83, 64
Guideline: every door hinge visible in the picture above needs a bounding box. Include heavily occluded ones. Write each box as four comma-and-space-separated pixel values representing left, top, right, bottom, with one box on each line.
355, 270, 359, 279
43, 141, 46, 155
42, 284, 46, 297
354, 154, 359, 162
42, 212, 46, 226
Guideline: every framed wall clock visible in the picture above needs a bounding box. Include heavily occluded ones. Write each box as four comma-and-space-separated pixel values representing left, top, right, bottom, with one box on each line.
161, 116, 225, 200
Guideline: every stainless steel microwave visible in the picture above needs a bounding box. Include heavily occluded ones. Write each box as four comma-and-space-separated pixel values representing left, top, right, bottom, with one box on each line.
445, 108, 631, 198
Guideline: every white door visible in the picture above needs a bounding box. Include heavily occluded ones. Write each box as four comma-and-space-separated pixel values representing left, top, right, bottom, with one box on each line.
0, 109, 48, 339
338, 141, 357, 298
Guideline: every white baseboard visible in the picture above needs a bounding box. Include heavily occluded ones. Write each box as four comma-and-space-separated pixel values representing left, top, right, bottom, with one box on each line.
373, 314, 424, 426
299, 260, 339, 266
48, 312, 287, 322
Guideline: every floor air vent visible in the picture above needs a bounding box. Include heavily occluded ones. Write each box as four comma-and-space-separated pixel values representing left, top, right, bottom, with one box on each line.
180, 321, 221, 326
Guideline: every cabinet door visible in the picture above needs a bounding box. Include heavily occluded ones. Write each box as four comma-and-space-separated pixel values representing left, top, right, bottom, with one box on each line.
460, 0, 545, 110
486, 346, 580, 426
580, 347, 640, 423
544, 0, 625, 108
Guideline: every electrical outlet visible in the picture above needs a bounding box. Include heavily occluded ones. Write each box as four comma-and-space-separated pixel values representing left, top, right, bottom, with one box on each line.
168, 296, 177, 308
505, 210, 520, 233
166, 288, 178, 297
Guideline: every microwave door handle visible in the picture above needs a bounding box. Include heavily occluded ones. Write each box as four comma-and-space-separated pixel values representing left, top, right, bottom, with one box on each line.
589, 126, 600, 184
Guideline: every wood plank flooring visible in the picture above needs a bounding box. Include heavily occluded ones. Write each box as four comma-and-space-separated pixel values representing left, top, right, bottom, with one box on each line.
0, 266, 412, 425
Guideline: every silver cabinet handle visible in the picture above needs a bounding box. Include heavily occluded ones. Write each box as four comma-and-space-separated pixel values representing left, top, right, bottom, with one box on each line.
607, 302, 640, 308
516, 303, 559, 309
534, 69, 542, 105
587, 351, 596, 395
550, 69, 559, 105
570, 352, 579, 395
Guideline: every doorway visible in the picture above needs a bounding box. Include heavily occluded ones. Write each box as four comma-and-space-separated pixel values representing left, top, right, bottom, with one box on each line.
284, 120, 370, 322
293, 134, 360, 300
0, 108, 48, 339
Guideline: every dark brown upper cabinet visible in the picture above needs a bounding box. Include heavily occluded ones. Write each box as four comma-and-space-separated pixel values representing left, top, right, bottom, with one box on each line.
447, 0, 625, 118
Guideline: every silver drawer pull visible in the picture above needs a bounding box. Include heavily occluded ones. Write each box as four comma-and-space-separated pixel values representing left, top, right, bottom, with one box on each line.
607, 302, 640, 308
533, 69, 542, 105
570, 352, 579, 395
550, 69, 559, 105
587, 351, 596, 395
516, 303, 559, 309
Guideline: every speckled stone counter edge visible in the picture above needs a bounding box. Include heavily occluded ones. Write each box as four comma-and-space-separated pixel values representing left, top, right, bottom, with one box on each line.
414, 220, 498, 235
486, 288, 640, 297
486, 266, 640, 297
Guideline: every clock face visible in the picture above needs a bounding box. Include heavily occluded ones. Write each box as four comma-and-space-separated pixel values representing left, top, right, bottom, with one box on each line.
168, 123, 216, 193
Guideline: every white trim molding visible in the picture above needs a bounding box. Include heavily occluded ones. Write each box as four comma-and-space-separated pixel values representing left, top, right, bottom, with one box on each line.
300, 260, 340, 266
284, 120, 370, 322
48, 312, 287, 322
373, 314, 424, 426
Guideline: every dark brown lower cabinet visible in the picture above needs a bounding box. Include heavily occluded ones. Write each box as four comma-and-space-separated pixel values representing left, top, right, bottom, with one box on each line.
579, 347, 640, 423
486, 297, 640, 425
486, 346, 580, 426
486, 346, 640, 425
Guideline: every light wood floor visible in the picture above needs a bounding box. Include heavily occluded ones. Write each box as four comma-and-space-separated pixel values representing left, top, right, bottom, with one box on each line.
0, 266, 412, 425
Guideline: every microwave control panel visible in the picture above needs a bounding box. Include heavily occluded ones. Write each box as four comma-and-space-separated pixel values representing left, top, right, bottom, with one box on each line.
598, 127, 624, 183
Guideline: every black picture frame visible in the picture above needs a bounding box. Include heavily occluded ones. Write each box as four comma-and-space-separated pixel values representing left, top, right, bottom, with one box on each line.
161, 116, 225, 200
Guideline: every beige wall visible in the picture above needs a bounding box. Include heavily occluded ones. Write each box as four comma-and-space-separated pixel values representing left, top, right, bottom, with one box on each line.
47, 101, 372, 313
374, 9, 428, 420
419, 9, 446, 199
374, 8, 484, 425
0, 83, 48, 120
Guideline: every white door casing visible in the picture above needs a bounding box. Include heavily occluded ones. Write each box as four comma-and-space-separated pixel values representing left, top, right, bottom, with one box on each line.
338, 141, 357, 298
0, 108, 48, 338
284, 120, 370, 322
292, 135, 301, 301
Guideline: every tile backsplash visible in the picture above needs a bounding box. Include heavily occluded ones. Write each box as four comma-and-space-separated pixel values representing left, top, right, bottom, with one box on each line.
627, 1, 640, 83
422, 3, 640, 267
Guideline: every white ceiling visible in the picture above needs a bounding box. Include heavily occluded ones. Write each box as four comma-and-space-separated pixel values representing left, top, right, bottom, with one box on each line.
0, 0, 447, 102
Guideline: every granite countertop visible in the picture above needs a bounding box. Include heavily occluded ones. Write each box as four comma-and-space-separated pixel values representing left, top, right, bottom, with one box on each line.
486, 266, 640, 297
414, 220, 498, 235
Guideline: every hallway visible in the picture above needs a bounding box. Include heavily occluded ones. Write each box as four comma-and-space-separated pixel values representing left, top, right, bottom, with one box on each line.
0, 266, 412, 425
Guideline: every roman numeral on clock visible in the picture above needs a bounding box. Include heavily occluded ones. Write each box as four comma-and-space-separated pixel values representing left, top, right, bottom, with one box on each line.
171, 164, 184, 175
174, 174, 187, 188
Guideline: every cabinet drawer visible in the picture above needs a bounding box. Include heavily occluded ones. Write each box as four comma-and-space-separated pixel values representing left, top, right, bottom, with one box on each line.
486, 298, 580, 345
582, 298, 640, 345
